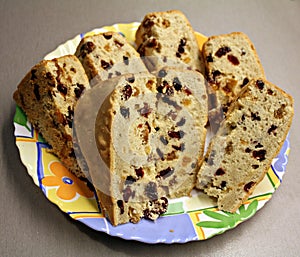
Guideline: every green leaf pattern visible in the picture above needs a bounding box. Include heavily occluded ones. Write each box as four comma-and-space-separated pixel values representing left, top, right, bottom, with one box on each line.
196, 200, 258, 229
14, 105, 47, 143
14, 105, 31, 131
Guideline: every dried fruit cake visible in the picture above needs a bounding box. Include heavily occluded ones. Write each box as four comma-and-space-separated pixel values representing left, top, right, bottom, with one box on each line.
202, 32, 265, 115
13, 55, 90, 178
196, 78, 294, 213
95, 68, 208, 225
75, 31, 148, 82
135, 10, 205, 73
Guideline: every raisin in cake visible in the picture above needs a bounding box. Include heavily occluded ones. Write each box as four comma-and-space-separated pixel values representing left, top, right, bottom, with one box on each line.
13, 55, 90, 178
202, 32, 265, 114
196, 78, 294, 213
135, 10, 205, 73
95, 69, 207, 225
75, 31, 148, 82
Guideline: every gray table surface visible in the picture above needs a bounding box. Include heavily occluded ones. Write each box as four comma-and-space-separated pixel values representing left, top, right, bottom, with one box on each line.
1, 0, 300, 256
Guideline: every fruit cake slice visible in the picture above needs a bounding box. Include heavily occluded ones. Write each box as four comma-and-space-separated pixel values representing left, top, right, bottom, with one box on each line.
202, 32, 265, 115
13, 55, 90, 178
135, 10, 205, 73
196, 78, 294, 213
152, 68, 208, 198
75, 31, 148, 82
94, 68, 207, 225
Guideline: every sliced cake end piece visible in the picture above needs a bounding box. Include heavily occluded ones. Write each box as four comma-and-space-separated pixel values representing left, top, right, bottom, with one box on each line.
13, 55, 90, 178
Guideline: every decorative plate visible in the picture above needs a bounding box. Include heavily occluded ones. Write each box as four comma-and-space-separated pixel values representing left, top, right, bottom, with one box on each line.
14, 23, 291, 244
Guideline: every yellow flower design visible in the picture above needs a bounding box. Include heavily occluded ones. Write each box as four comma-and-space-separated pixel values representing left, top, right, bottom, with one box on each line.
42, 161, 94, 200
